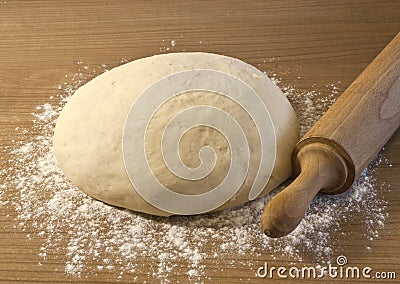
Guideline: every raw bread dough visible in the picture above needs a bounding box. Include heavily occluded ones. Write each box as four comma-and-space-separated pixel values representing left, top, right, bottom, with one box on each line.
53, 52, 299, 216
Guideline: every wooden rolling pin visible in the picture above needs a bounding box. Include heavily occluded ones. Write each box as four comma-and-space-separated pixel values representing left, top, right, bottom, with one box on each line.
261, 33, 400, 238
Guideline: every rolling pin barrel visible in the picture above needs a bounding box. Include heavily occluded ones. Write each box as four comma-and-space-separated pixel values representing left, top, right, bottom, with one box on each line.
261, 33, 400, 238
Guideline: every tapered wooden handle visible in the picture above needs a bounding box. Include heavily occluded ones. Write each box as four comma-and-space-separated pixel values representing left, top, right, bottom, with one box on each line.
261, 32, 400, 238
262, 143, 349, 237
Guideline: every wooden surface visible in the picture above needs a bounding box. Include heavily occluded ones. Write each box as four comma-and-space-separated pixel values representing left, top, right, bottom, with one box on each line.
0, 0, 399, 283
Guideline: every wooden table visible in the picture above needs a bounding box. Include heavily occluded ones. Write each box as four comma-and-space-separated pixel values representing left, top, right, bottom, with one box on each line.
0, 1, 399, 283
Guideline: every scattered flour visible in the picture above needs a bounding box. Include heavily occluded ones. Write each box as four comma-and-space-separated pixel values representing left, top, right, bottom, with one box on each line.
0, 57, 389, 283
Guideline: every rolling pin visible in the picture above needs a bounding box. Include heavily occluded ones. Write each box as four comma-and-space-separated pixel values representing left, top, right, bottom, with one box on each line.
261, 33, 400, 238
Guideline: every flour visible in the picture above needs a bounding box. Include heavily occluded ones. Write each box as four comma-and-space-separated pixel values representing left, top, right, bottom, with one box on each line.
0, 59, 389, 283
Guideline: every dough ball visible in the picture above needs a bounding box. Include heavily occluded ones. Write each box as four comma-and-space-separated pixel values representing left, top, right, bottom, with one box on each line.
53, 52, 299, 216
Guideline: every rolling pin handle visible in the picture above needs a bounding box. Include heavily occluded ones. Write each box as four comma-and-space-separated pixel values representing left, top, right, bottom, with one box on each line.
261, 142, 349, 238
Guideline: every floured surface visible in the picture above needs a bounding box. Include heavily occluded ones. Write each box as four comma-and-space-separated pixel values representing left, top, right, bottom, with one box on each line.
0, 60, 390, 283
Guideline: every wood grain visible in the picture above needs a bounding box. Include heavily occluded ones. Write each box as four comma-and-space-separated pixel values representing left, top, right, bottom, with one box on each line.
1, 0, 399, 283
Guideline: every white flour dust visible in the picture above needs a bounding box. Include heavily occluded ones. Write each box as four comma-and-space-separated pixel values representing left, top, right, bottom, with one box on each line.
0, 55, 390, 282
